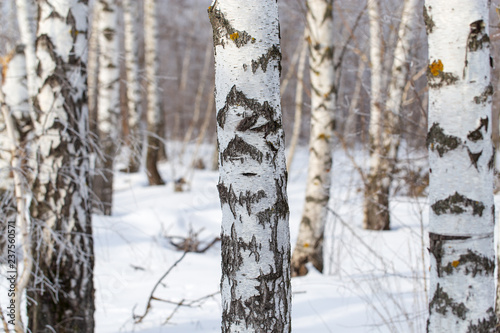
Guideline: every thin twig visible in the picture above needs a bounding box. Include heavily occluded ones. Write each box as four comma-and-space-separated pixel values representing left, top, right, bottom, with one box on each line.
133, 251, 188, 323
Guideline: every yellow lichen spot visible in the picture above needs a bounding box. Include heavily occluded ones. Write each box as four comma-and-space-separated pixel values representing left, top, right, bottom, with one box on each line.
304, 243, 310, 248
452, 260, 460, 268
429, 59, 443, 76
230, 32, 239, 41
208, 5, 212, 10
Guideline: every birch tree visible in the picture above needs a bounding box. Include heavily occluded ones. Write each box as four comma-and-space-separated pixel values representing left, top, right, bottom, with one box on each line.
363, 0, 420, 230
144, 0, 165, 186
208, 0, 291, 331
363, 0, 387, 230
123, 0, 143, 173
291, 0, 336, 277
28, 1, 95, 331
0, 47, 33, 332
93, 0, 120, 216
425, 1, 496, 331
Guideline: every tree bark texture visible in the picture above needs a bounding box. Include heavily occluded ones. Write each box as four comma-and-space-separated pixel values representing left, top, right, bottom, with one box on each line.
93, 0, 120, 216
28, 1, 95, 332
144, 0, 164, 186
209, 0, 292, 331
363, 0, 421, 230
123, 0, 143, 173
291, 0, 336, 277
363, 0, 389, 230
425, 1, 496, 331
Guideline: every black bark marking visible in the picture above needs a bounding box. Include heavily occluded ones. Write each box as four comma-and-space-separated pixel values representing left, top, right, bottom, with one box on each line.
321, 1, 333, 25
467, 148, 482, 169
442, 249, 494, 277
427, 70, 459, 88
427, 123, 461, 157
423, 6, 435, 34
238, 190, 266, 215
218, 182, 238, 218
488, 147, 495, 170
221, 135, 263, 165
466, 308, 496, 332
256, 177, 289, 227
467, 117, 488, 141
429, 283, 469, 320
467, 20, 490, 52
208, 7, 252, 49
431, 192, 485, 217
221, 224, 244, 276
218, 86, 281, 138
429, 233, 470, 278
251, 44, 281, 73
242, 173, 257, 177
473, 85, 493, 105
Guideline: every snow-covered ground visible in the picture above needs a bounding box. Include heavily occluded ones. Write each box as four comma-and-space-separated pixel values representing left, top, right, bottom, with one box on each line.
93, 144, 433, 333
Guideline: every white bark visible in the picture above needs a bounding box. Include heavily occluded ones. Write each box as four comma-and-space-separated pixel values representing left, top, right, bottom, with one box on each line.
87, 1, 100, 136
144, 0, 164, 185
425, 1, 496, 331
286, 37, 307, 172
29, 0, 94, 331
94, 0, 120, 215
363, 0, 421, 230
15, 0, 36, 122
0, 47, 32, 333
291, 0, 335, 276
123, 0, 143, 172
209, 0, 291, 331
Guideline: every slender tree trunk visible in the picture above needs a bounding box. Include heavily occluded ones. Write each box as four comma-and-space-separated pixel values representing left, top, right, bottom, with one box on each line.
425, 1, 496, 331
123, 0, 143, 173
344, 58, 365, 147
15, 0, 36, 121
144, 0, 165, 186
88, 2, 100, 139
0, 46, 32, 333
28, 1, 95, 332
180, 41, 212, 159
286, 36, 307, 172
209, 0, 291, 331
363, 0, 388, 230
93, 0, 120, 216
291, 0, 336, 277
363, 0, 420, 230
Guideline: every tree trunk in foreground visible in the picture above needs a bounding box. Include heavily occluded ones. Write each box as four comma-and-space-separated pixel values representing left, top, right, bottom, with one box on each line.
28, 1, 95, 332
144, 0, 165, 186
425, 1, 496, 331
94, 0, 120, 216
209, 0, 291, 331
291, 0, 336, 277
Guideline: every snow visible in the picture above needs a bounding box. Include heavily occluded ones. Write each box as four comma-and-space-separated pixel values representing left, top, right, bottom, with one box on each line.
88, 144, 433, 333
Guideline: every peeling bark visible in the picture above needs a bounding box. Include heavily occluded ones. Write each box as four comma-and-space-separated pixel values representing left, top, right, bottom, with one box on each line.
425, 1, 496, 331
209, 1, 291, 331
29, 1, 95, 332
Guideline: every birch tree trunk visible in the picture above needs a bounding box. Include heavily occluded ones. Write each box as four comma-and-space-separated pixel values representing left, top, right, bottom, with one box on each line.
291, 0, 336, 277
363, 0, 388, 230
0, 50, 33, 332
425, 1, 496, 331
28, 1, 95, 331
123, 0, 143, 173
94, 0, 120, 216
286, 37, 307, 172
363, 0, 420, 230
208, 0, 291, 331
144, 0, 165, 186
15, 0, 36, 119
87, 2, 100, 138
